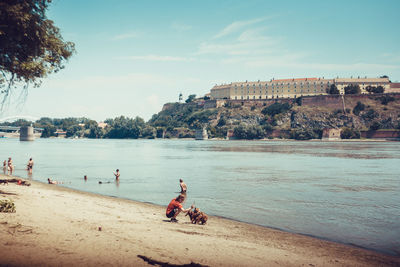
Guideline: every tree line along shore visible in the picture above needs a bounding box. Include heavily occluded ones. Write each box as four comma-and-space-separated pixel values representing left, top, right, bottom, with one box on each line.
1, 94, 400, 140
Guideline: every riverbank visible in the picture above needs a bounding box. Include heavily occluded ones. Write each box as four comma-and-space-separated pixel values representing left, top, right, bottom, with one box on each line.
1, 175, 399, 266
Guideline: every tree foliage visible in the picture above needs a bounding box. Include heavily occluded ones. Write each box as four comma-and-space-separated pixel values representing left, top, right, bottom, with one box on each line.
290, 128, 321, 140
233, 124, 265, 139
340, 127, 360, 139
185, 94, 196, 103
0, 0, 75, 107
344, 84, 361, 95
366, 85, 384, 94
105, 116, 145, 139
261, 102, 291, 117
352, 101, 365, 116
378, 95, 395, 105
369, 121, 381, 131
327, 84, 340, 94
361, 109, 378, 120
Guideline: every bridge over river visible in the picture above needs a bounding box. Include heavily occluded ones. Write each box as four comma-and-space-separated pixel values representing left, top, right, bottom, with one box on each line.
0, 116, 44, 140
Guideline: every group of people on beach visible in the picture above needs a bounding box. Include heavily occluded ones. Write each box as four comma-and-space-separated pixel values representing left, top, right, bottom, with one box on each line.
2, 157, 34, 176
4, 158, 193, 223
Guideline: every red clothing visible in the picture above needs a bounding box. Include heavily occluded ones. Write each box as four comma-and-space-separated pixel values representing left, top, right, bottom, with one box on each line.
166, 198, 182, 215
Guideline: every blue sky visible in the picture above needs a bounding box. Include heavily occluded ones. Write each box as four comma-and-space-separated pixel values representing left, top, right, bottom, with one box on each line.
4, 0, 400, 121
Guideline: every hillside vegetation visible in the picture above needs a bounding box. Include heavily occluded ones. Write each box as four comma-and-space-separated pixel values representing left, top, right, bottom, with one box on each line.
149, 94, 400, 140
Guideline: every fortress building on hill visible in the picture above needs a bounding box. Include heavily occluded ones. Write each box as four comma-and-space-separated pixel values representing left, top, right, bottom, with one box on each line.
210, 76, 391, 100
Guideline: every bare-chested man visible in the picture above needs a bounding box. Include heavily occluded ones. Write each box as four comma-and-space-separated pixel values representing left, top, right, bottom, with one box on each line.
179, 179, 187, 193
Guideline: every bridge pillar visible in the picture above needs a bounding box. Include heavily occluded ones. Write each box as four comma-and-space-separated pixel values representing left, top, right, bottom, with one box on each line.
20, 126, 35, 141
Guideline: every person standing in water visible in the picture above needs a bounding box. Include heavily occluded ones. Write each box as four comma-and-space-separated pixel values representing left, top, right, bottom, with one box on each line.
179, 179, 187, 193
27, 158, 34, 173
7, 157, 14, 175
2, 160, 6, 174
113, 169, 120, 180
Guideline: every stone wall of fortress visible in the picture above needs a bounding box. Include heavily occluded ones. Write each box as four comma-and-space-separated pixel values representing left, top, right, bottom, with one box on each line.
360, 130, 400, 139
199, 93, 400, 110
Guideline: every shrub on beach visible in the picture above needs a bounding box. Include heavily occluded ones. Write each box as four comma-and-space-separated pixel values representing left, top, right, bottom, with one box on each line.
0, 199, 16, 213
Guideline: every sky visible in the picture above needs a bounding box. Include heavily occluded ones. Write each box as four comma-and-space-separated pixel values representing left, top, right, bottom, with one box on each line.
2, 0, 400, 122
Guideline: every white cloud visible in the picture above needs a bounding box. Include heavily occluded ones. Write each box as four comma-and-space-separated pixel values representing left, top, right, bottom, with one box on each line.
118, 55, 195, 62
213, 17, 267, 39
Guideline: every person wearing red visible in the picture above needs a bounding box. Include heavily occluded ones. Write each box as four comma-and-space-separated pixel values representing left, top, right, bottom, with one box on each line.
166, 194, 193, 222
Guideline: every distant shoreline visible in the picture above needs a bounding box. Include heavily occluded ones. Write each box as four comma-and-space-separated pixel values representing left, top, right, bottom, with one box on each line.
1, 133, 397, 142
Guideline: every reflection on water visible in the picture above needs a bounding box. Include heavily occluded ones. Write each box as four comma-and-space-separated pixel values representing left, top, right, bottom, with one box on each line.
1, 138, 399, 255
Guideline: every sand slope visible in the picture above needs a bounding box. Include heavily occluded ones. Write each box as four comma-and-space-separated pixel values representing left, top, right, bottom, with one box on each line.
0, 176, 399, 267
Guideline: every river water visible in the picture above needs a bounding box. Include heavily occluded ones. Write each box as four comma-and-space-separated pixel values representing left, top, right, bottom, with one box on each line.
1, 138, 399, 255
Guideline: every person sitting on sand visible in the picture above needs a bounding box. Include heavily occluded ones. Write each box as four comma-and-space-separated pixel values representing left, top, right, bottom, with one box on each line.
27, 158, 34, 173
47, 178, 59, 185
166, 194, 193, 222
113, 169, 120, 180
179, 179, 187, 193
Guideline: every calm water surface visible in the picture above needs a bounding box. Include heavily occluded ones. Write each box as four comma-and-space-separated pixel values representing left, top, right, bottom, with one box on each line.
1, 138, 399, 255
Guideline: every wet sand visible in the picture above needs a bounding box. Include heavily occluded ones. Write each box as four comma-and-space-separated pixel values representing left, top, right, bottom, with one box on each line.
0, 175, 399, 266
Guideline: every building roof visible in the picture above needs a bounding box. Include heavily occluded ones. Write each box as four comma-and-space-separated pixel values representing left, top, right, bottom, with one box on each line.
272, 78, 320, 82
390, 83, 400, 88
97, 122, 108, 129
335, 77, 389, 83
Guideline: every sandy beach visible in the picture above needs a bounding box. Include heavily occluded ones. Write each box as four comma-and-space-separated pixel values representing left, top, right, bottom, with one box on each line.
0, 176, 399, 267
